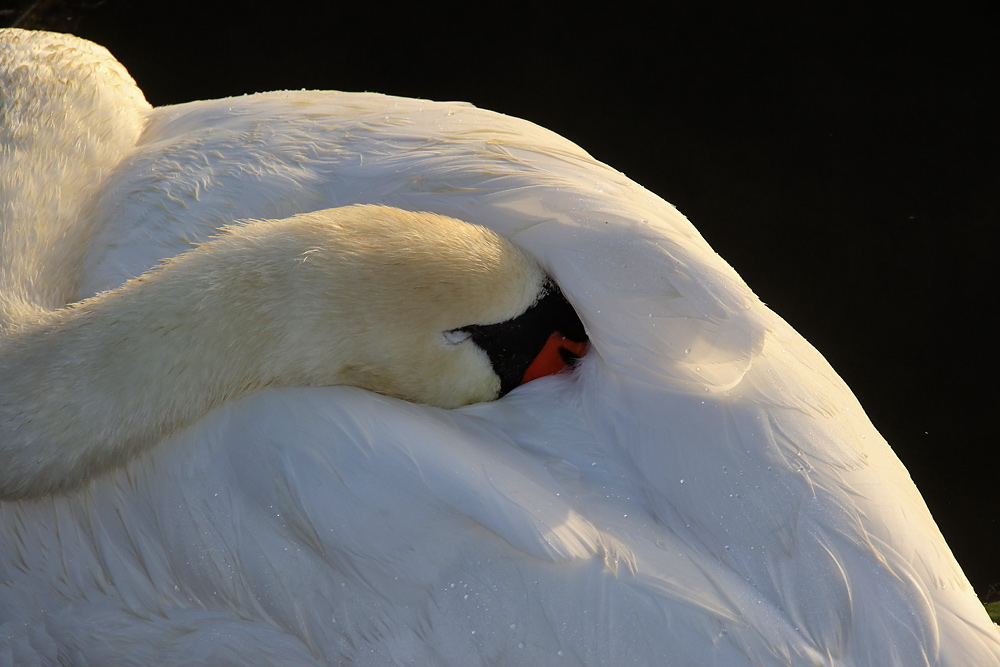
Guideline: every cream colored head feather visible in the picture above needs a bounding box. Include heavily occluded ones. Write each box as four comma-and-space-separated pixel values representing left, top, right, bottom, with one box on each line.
0, 204, 584, 499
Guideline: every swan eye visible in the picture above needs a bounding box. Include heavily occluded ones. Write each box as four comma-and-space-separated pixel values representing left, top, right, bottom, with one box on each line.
443, 329, 472, 345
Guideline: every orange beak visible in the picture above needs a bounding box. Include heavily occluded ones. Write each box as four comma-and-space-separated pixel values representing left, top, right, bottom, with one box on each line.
519, 332, 589, 385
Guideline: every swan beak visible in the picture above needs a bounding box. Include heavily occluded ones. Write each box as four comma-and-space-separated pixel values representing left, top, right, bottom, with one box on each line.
458, 279, 587, 398
519, 332, 589, 385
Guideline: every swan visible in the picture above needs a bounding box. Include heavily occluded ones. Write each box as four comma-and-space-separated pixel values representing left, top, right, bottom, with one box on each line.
2, 28, 998, 666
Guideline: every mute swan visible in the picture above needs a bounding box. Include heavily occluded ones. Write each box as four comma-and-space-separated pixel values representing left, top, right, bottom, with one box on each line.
1, 29, 998, 666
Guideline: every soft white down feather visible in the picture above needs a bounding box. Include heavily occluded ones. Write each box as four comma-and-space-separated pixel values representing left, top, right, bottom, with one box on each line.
1, 29, 997, 666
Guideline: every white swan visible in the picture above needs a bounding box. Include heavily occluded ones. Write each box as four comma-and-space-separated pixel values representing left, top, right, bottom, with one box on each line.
1, 29, 998, 666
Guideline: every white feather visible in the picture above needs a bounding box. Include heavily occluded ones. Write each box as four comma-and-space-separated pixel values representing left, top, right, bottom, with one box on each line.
1, 29, 997, 665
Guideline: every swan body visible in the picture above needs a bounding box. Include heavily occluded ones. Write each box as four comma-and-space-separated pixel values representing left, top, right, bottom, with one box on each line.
1, 29, 998, 665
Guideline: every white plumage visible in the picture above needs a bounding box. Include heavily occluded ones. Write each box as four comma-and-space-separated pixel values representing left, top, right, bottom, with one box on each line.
1, 29, 997, 665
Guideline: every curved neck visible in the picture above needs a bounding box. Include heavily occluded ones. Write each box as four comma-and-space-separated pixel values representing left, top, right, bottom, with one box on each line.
0, 246, 298, 499
1, 29, 150, 322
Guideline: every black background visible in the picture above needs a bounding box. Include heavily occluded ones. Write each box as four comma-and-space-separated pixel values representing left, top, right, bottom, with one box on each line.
4, 2, 997, 601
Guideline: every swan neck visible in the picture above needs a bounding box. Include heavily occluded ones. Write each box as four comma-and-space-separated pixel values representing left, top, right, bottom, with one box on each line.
0, 253, 287, 499
1, 29, 150, 318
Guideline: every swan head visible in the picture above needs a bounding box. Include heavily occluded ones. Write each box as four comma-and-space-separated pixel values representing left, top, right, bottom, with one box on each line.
212, 205, 588, 409
0, 205, 587, 499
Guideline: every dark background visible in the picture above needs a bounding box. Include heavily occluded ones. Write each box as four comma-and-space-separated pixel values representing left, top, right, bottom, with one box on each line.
4, 2, 997, 601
